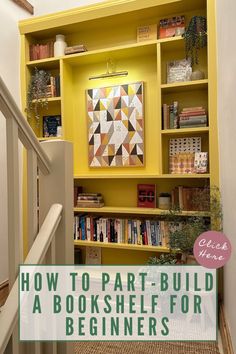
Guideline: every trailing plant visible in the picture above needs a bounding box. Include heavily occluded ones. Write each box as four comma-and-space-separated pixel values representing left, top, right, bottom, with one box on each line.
147, 253, 178, 265
26, 67, 50, 124
183, 16, 207, 65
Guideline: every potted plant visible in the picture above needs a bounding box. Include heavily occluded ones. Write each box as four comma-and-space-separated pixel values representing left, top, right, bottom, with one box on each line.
168, 186, 222, 264
183, 16, 207, 65
26, 67, 50, 125
147, 253, 178, 265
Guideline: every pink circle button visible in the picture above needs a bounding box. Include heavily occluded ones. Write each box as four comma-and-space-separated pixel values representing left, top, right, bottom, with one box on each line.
194, 231, 232, 269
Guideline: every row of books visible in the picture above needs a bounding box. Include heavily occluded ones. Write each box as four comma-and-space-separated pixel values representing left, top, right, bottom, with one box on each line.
179, 107, 207, 128
29, 42, 54, 61
74, 216, 170, 247
162, 104, 208, 129
162, 102, 179, 129
45, 75, 60, 98
76, 193, 104, 208
171, 186, 210, 211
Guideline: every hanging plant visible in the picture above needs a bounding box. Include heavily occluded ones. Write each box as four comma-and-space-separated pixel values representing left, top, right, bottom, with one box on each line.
183, 16, 207, 65
26, 67, 50, 125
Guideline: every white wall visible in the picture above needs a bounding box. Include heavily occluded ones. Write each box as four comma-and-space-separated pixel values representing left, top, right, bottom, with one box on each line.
32, 0, 105, 16
0, 2, 33, 284
216, 0, 236, 351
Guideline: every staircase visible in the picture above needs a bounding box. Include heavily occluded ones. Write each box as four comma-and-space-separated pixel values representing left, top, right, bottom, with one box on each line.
0, 76, 74, 354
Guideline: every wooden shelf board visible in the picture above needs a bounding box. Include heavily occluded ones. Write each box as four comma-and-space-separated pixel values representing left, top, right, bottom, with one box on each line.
74, 173, 210, 179
74, 206, 210, 217
63, 40, 157, 66
161, 127, 209, 135
38, 137, 62, 141
161, 173, 210, 179
159, 36, 184, 51
26, 57, 60, 69
32, 96, 61, 103
161, 79, 208, 93
74, 240, 169, 252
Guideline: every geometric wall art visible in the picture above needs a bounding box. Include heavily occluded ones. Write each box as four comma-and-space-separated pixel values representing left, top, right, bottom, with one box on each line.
87, 82, 144, 167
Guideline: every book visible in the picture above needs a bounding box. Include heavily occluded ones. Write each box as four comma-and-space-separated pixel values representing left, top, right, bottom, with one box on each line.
43, 115, 61, 137
137, 24, 157, 42
65, 44, 87, 55
159, 15, 185, 39
137, 184, 156, 208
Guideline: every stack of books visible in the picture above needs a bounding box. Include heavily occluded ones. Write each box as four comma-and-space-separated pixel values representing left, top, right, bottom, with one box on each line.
29, 42, 54, 61
65, 44, 87, 55
179, 107, 208, 128
76, 193, 104, 208
74, 215, 170, 247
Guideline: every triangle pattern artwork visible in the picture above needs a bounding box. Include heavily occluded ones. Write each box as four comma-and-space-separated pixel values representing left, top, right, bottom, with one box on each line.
87, 82, 144, 167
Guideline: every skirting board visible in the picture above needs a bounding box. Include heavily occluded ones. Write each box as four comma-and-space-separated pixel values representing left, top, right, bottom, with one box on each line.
219, 302, 235, 354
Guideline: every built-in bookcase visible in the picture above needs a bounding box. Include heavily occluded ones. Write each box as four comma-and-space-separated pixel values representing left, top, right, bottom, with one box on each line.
19, 0, 219, 264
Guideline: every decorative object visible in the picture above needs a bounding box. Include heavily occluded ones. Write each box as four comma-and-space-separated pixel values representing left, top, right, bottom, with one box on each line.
158, 193, 171, 210
137, 184, 156, 208
169, 153, 195, 174
191, 70, 205, 80
87, 81, 144, 167
167, 58, 192, 83
43, 115, 61, 137
137, 24, 157, 42
89, 59, 128, 80
159, 15, 185, 39
183, 16, 207, 65
169, 137, 201, 156
194, 152, 208, 173
54, 34, 67, 57
26, 67, 50, 124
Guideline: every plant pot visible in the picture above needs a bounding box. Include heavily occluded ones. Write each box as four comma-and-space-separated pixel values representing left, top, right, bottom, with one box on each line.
186, 255, 198, 265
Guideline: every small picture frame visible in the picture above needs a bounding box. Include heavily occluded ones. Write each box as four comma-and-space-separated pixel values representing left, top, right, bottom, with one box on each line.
43, 115, 61, 137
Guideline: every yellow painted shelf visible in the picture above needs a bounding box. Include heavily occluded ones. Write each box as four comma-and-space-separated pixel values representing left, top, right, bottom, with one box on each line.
74, 173, 210, 179
26, 57, 60, 69
74, 206, 210, 217
26, 37, 185, 68
161, 127, 209, 135
161, 79, 208, 93
74, 240, 169, 253
63, 40, 158, 66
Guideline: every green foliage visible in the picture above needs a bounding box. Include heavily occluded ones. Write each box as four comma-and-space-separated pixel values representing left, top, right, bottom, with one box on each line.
26, 67, 50, 124
147, 253, 177, 265
168, 186, 223, 256
169, 216, 207, 255
183, 16, 207, 65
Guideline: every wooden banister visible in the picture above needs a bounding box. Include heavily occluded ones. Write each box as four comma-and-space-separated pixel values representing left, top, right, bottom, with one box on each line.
0, 204, 63, 354
0, 76, 51, 175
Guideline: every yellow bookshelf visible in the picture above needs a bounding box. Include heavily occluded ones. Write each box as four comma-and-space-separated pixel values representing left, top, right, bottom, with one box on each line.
19, 0, 219, 264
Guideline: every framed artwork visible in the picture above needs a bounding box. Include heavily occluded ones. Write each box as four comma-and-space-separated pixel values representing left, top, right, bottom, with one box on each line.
87, 82, 144, 167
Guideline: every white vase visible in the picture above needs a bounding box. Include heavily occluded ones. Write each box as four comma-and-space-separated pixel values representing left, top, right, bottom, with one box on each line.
54, 34, 67, 57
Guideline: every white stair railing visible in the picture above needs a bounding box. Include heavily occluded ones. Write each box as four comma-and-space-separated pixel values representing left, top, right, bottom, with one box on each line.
0, 77, 74, 354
